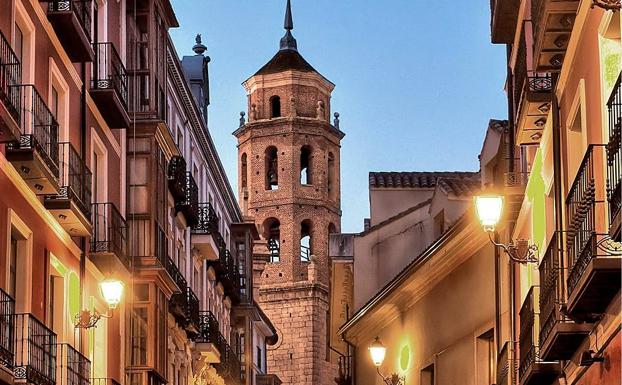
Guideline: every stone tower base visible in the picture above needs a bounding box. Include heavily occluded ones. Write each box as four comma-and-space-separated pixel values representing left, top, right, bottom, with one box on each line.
258, 281, 337, 385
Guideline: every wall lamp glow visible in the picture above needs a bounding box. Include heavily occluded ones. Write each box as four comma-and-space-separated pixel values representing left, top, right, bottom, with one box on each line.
369, 337, 405, 385
474, 195, 538, 264
75, 279, 124, 329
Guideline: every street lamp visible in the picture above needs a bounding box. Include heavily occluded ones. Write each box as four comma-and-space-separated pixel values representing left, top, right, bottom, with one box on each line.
368, 337, 405, 385
75, 278, 124, 329
474, 194, 538, 264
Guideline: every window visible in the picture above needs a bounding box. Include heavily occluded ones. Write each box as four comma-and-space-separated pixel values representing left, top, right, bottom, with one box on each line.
14, 25, 24, 66
434, 210, 445, 238
300, 146, 312, 185
241, 153, 248, 188
256, 346, 262, 370
265, 146, 278, 190
300, 220, 311, 262
264, 218, 280, 263
421, 364, 434, 385
130, 307, 148, 365
8, 236, 17, 298
270, 96, 281, 118
51, 86, 59, 119
328, 152, 336, 199
476, 329, 495, 385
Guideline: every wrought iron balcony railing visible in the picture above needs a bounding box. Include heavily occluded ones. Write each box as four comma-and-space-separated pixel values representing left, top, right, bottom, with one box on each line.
48, 1, 92, 41
0, 289, 15, 370
0, 29, 21, 129
170, 284, 200, 336
92, 43, 128, 109
57, 343, 90, 385
216, 337, 242, 384
539, 233, 563, 349
192, 202, 220, 234
167, 156, 187, 202
14, 313, 57, 385
175, 172, 199, 227
196, 310, 221, 346
90, 202, 128, 266
6, 84, 60, 178
47, 142, 92, 218
607, 73, 621, 236
166, 256, 188, 295
565, 144, 608, 295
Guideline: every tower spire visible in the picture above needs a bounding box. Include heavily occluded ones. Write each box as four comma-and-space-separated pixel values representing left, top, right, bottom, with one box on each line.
280, 0, 297, 51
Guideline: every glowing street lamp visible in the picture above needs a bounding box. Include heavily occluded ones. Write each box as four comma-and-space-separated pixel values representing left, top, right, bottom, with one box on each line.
75, 278, 124, 329
474, 194, 538, 264
369, 337, 404, 385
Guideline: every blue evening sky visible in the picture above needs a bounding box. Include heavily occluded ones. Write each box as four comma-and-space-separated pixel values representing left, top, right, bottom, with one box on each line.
169, 0, 508, 233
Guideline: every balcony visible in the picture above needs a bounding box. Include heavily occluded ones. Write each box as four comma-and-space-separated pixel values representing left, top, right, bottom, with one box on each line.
504, 172, 529, 219
0, 30, 22, 143
531, 0, 579, 72
46, 0, 94, 62
490, 0, 520, 44
91, 43, 129, 128
607, 73, 621, 240
170, 286, 200, 337
14, 313, 57, 385
496, 342, 514, 385
90, 378, 120, 385
215, 338, 242, 385
90, 203, 129, 274
256, 374, 282, 385
519, 287, 560, 385
5, 85, 60, 195
206, 248, 240, 302
191, 203, 221, 261
538, 233, 591, 361
0, 289, 15, 371
56, 343, 90, 385
195, 310, 222, 362
565, 144, 621, 319
44, 142, 92, 236
175, 172, 199, 227
514, 23, 552, 145
167, 156, 187, 202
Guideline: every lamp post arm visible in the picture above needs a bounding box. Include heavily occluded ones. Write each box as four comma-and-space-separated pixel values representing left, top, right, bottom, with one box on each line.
487, 231, 538, 264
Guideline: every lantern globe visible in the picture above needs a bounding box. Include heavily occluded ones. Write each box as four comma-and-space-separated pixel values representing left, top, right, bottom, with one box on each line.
100, 279, 124, 309
369, 337, 387, 367
474, 195, 504, 232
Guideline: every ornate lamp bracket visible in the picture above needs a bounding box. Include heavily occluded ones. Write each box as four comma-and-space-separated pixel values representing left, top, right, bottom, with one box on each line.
377, 368, 405, 385
592, 0, 621, 11
74, 309, 113, 329
488, 232, 539, 264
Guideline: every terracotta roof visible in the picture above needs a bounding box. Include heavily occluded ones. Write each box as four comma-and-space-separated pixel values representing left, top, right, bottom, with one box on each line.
369, 171, 478, 189
436, 174, 481, 197
254, 48, 317, 76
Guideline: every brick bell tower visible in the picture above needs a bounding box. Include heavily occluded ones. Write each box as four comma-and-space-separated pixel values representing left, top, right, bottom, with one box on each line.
233, 1, 344, 384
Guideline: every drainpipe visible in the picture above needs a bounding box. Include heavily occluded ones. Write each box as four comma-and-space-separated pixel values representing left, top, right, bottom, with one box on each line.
551, 73, 564, 281
340, 332, 356, 385
507, 44, 516, 173
79, 60, 87, 352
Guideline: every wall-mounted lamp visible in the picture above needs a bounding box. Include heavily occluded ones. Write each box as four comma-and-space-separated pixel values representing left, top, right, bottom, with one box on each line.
474, 195, 538, 264
369, 337, 405, 385
75, 279, 124, 329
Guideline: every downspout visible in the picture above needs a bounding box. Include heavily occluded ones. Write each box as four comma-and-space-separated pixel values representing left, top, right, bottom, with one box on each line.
79, 60, 87, 352
551, 73, 564, 284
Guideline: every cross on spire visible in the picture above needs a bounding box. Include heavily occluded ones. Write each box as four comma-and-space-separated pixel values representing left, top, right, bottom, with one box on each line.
280, 0, 297, 51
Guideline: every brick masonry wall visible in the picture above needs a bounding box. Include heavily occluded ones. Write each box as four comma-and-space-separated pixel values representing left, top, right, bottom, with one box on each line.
237, 77, 342, 385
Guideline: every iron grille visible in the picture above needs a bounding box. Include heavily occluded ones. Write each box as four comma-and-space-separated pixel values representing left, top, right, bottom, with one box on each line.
46, 142, 92, 218
92, 43, 128, 109
0, 29, 21, 126
90, 202, 128, 266
48, 1, 92, 41
0, 289, 14, 369
14, 313, 57, 385
57, 343, 90, 385
6, 85, 60, 178
607, 72, 621, 235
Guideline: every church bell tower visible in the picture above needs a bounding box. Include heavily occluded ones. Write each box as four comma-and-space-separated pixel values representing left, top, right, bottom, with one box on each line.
233, 1, 344, 384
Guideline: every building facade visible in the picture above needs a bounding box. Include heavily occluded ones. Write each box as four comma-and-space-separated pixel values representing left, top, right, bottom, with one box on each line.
0, 2, 278, 385
233, 2, 345, 384
333, 123, 512, 385
490, 1, 621, 385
